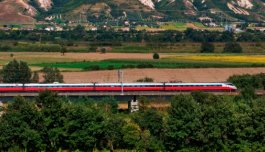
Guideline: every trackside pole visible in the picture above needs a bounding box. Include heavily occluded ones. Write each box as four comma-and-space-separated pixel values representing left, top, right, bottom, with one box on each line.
120, 70, 124, 95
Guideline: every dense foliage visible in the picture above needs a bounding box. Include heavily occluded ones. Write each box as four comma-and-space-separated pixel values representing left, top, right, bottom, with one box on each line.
0, 60, 64, 83
200, 42, 215, 53
42, 67, 64, 83
223, 42, 243, 53
0, 91, 264, 151
0, 28, 265, 44
2, 60, 32, 83
228, 73, 265, 89
153, 53, 160, 59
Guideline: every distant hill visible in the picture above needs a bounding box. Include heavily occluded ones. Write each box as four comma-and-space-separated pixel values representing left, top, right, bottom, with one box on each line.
0, 0, 264, 24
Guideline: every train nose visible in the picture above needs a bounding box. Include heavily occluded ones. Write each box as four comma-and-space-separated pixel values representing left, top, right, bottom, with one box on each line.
231, 86, 237, 90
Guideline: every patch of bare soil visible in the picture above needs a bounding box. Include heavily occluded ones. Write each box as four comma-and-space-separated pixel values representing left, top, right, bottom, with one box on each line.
62, 68, 265, 83
61, 52, 174, 60
0, 52, 174, 62
0, 0, 35, 24
187, 23, 199, 29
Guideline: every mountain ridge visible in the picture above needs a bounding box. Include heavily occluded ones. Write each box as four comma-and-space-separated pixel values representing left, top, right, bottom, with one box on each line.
0, 0, 264, 24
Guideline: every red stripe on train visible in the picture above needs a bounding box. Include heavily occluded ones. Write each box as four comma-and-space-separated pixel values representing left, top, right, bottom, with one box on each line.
0, 86, 235, 92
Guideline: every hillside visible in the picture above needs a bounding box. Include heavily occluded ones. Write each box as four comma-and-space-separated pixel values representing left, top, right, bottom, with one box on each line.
0, 0, 264, 24
0, 0, 36, 24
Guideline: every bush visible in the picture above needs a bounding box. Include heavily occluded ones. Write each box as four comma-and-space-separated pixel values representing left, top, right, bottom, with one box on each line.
136, 77, 154, 82
42, 67, 64, 83
200, 42, 215, 53
107, 65, 114, 70
0, 45, 11, 51
223, 42, 242, 53
153, 53, 160, 59
83, 65, 100, 71
100, 48, 106, 53
121, 64, 136, 69
137, 63, 154, 68
227, 73, 265, 89
88, 46, 97, 52
66, 41, 74, 46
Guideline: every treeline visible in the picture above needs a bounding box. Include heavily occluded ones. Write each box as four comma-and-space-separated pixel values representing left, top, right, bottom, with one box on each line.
1, 26, 265, 43
0, 91, 264, 151
228, 73, 265, 90
0, 60, 64, 83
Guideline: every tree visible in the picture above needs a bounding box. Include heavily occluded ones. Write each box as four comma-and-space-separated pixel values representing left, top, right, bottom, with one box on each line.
133, 109, 164, 138
201, 42, 215, 53
220, 31, 234, 42
153, 53, 160, 59
42, 67, 63, 83
100, 48, 106, 54
198, 95, 237, 151
60, 46, 67, 56
121, 121, 141, 149
165, 95, 201, 151
0, 45, 11, 51
36, 91, 67, 151
72, 25, 86, 39
223, 42, 242, 53
2, 60, 32, 83
104, 116, 125, 151
0, 97, 42, 151
64, 103, 106, 151
240, 86, 256, 100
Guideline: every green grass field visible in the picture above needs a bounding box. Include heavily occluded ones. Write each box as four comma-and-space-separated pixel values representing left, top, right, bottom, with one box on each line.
160, 22, 187, 30
135, 22, 213, 31
32, 58, 265, 71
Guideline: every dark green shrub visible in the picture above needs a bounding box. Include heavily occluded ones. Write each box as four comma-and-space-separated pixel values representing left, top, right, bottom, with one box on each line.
121, 65, 135, 69
100, 48, 106, 53
136, 77, 154, 82
201, 42, 215, 53
66, 41, 74, 46
223, 42, 242, 53
107, 65, 114, 70
137, 63, 154, 68
153, 53, 160, 59
84, 65, 101, 71
0, 45, 11, 51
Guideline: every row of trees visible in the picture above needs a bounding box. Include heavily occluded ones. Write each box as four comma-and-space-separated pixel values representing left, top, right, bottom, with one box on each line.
0, 60, 63, 83
1, 27, 265, 43
201, 42, 242, 53
228, 73, 265, 90
0, 90, 264, 151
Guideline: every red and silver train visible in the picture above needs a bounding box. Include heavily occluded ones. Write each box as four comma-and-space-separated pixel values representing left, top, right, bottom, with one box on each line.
0, 83, 237, 92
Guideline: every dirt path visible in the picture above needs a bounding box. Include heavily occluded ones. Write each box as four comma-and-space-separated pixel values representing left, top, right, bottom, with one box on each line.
62, 68, 265, 83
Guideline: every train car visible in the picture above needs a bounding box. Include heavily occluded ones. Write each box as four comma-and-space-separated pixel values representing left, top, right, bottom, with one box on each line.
0, 82, 237, 92
164, 83, 237, 92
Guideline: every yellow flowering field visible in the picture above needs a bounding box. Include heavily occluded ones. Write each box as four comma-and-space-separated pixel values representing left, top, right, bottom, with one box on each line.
166, 55, 265, 63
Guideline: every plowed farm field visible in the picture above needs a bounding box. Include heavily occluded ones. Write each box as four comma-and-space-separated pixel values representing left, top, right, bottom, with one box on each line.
61, 68, 265, 83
